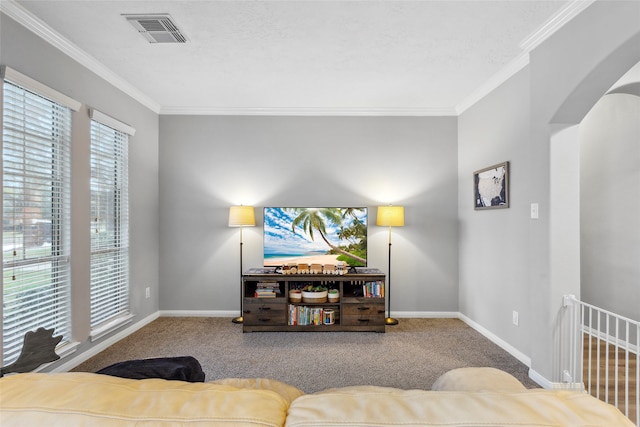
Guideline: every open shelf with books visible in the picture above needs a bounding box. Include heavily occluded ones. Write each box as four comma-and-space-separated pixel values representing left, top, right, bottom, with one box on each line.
241, 267, 385, 332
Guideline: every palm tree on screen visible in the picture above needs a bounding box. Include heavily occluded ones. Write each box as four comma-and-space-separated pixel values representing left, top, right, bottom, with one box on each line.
288, 208, 366, 265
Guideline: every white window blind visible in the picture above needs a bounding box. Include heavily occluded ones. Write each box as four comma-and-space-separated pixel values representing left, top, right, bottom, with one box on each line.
2, 76, 73, 365
90, 114, 130, 329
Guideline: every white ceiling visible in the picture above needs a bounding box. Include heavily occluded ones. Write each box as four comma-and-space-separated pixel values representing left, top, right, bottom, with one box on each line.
5, 0, 584, 115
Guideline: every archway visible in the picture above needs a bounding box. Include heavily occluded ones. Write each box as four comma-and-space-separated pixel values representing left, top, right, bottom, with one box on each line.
547, 35, 640, 386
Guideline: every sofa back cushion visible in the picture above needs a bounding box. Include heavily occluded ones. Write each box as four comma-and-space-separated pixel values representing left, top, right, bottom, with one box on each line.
209, 377, 304, 404
431, 367, 527, 392
0, 372, 290, 427
285, 385, 634, 427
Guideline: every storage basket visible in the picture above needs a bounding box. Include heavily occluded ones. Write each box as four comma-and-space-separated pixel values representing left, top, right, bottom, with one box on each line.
289, 290, 302, 303
302, 290, 328, 303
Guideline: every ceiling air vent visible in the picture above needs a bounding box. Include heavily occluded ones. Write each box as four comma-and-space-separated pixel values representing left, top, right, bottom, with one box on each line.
123, 14, 187, 43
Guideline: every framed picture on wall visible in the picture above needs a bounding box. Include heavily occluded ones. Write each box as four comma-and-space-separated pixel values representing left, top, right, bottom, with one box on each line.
474, 161, 509, 210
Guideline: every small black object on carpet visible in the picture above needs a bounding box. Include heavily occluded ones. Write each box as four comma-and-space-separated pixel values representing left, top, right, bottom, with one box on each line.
96, 356, 205, 382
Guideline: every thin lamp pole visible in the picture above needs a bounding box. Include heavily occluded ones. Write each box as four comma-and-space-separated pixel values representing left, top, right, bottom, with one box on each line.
386, 225, 398, 325
232, 226, 245, 324
229, 205, 255, 324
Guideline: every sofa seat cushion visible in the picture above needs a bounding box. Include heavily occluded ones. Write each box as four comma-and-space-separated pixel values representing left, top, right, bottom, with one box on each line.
431, 367, 527, 391
0, 372, 290, 427
285, 385, 634, 427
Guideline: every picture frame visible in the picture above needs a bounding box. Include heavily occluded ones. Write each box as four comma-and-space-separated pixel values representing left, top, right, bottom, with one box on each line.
474, 161, 509, 210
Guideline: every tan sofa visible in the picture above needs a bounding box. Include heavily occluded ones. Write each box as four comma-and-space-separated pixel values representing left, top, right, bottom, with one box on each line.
0, 368, 634, 426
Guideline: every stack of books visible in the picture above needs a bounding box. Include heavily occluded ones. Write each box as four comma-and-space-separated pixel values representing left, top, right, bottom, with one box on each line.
363, 281, 384, 298
254, 282, 280, 298
288, 305, 326, 325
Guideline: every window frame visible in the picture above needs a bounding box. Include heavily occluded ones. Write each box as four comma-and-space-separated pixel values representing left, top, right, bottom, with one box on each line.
1, 67, 79, 365
89, 109, 134, 340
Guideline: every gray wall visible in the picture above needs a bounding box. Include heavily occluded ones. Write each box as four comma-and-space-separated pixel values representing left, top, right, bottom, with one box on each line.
459, 0, 640, 383
0, 14, 160, 369
458, 67, 533, 359
580, 92, 640, 321
158, 116, 459, 315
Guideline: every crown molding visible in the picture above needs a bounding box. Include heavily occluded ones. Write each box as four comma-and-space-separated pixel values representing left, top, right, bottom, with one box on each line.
159, 105, 458, 117
455, 0, 593, 114
0, 0, 161, 114
0, 0, 454, 118
3, 0, 590, 118
519, 0, 596, 52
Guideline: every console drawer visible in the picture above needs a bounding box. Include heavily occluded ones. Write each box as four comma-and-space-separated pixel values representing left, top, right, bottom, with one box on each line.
243, 301, 286, 326
342, 302, 385, 326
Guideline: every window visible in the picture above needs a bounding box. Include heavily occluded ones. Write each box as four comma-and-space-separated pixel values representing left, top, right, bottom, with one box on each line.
90, 110, 132, 332
1, 67, 79, 364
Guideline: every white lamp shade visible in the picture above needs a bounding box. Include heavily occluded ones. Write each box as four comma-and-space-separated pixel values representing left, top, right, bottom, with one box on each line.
229, 206, 256, 227
376, 206, 405, 227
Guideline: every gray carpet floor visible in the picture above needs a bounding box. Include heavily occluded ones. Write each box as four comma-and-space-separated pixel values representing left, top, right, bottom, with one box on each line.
72, 317, 540, 393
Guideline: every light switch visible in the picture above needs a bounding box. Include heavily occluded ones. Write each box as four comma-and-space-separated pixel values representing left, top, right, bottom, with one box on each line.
530, 203, 539, 219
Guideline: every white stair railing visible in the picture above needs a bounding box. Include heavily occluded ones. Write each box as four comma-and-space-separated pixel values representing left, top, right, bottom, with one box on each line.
562, 295, 639, 426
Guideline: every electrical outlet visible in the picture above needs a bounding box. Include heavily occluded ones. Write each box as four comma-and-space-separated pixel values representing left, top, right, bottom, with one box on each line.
145, 287, 150, 299
512, 310, 519, 326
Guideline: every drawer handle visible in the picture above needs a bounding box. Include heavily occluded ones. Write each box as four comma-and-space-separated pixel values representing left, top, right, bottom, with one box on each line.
358, 306, 371, 311
258, 317, 271, 322
357, 318, 370, 323
259, 306, 271, 311
243, 310, 251, 314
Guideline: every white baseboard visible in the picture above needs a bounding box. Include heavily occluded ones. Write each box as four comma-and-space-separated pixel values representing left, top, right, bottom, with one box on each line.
457, 313, 532, 368
53, 311, 160, 372
528, 368, 555, 389
159, 310, 237, 317
456, 314, 561, 388
528, 368, 583, 390
158, 310, 459, 319
393, 311, 460, 318
457, 314, 559, 388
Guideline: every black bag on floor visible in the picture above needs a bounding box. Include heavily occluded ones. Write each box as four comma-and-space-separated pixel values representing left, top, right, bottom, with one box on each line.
96, 356, 205, 382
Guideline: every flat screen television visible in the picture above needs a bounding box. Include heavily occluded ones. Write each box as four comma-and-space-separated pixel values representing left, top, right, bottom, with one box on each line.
263, 207, 367, 267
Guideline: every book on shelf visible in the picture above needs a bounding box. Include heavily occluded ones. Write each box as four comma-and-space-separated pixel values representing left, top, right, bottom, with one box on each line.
355, 268, 383, 274
245, 267, 277, 274
254, 281, 281, 298
362, 281, 384, 298
288, 304, 330, 326
256, 281, 279, 289
255, 291, 276, 298
255, 289, 277, 298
